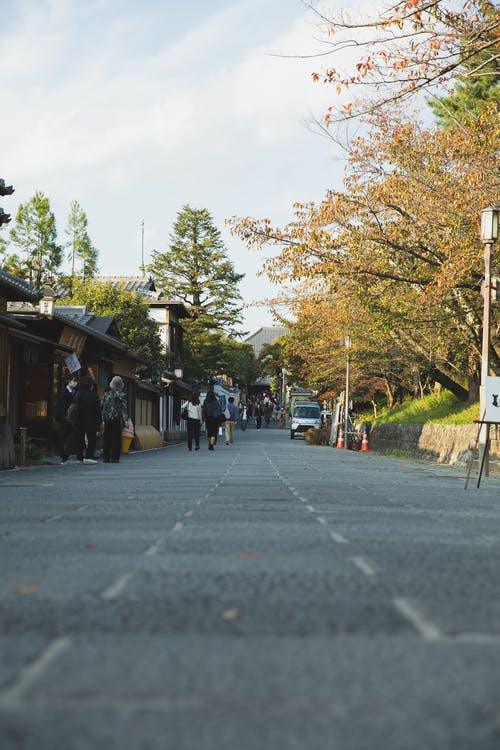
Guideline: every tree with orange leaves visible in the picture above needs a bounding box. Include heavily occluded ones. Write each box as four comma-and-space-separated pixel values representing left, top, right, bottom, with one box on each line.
306, 0, 499, 122
228, 104, 499, 402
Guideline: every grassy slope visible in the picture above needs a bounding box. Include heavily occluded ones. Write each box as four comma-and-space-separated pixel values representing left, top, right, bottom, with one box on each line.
360, 391, 480, 426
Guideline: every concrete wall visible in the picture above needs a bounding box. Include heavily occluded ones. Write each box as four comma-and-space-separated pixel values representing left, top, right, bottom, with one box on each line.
368, 423, 500, 466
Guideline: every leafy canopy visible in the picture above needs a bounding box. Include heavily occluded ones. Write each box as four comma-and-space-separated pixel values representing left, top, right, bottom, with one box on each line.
68, 280, 163, 373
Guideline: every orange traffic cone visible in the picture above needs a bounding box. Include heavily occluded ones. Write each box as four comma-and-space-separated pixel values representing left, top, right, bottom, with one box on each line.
336, 427, 345, 449
361, 430, 370, 452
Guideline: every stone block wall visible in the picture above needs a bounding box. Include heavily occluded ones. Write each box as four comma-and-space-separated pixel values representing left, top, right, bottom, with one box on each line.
368, 423, 500, 466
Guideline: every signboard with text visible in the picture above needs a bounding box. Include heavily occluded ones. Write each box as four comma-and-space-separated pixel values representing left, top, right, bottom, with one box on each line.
485, 376, 500, 422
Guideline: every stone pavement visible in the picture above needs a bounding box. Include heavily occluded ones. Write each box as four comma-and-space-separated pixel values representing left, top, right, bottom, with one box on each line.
1, 427, 500, 749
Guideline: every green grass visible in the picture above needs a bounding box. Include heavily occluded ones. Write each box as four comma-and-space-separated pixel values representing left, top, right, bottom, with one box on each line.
360, 391, 479, 426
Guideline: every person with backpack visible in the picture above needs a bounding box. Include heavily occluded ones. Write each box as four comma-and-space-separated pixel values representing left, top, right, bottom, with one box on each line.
101, 376, 128, 463
181, 392, 203, 451
224, 396, 239, 445
202, 386, 222, 451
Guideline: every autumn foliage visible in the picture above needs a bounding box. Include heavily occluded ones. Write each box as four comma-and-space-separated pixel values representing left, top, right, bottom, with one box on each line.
228, 105, 500, 404
308, 0, 499, 121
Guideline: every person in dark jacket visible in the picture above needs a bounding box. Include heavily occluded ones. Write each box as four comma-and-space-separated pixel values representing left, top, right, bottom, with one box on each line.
55, 375, 78, 464
254, 399, 263, 430
74, 375, 102, 464
202, 387, 222, 451
101, 376, 128, 463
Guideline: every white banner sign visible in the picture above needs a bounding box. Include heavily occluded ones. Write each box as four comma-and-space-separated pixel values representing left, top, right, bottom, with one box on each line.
64, 353, 81, 374
485, 376, 500, 422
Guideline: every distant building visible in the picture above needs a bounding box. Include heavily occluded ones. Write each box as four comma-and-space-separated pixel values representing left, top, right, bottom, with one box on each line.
244, 326, 289, 357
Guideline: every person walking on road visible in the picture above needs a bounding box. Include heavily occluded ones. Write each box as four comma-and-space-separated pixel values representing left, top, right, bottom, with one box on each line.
202, 387, 222, 451
101, 376, 128, 463
254, 399, 263, 431
224, 396, 239, 445
240, 404, 248, 431
264, 400, 273, 428
74, 375, 101, 464
55, 374, 78, 464
182, 392, 202, 451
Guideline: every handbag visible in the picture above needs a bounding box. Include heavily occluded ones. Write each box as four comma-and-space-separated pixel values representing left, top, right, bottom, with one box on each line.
65, 401, 79, 426
181, 406, 188, 421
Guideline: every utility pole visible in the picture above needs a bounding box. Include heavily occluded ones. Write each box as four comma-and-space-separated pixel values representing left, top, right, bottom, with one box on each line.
344, 336, 352, 450
141, 220, 145, 277
479, 206, 499, 475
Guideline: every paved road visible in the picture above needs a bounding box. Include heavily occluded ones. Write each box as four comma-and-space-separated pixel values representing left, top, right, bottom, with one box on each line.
1, 426, 500, 749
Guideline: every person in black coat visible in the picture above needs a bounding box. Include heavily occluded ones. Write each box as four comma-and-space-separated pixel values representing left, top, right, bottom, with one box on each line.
202, 387, 222, 451
55, 375, 78, 464
74, 375, 102, 464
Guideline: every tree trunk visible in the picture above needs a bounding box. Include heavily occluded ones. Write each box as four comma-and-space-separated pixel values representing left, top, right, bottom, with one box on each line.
467, 375, 479, 405
429, 366, 468, 401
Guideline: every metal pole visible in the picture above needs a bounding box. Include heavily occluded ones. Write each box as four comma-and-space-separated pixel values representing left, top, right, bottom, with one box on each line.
479, 241, 492, 476
344, 351, 350, 449
19, 426, 27, 468
141, 220, 145, 277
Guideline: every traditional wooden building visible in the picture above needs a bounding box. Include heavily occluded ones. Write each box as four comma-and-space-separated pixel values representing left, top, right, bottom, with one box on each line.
0, 271, 41, 468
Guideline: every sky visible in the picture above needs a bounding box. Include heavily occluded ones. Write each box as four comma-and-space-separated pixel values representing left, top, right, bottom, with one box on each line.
0, 0, 364, 335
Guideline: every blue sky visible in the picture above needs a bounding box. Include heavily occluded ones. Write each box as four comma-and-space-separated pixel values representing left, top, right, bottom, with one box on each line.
1, 0, 361, 333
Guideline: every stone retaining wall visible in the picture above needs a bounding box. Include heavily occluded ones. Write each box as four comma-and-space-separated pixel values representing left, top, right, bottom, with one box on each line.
368, 423, 500, 466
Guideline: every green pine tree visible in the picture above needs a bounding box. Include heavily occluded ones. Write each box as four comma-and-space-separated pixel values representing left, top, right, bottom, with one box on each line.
148, 205, 244, 335
428, 2, 500, 128
65, 200, 98, 290
9, 191, 62, 288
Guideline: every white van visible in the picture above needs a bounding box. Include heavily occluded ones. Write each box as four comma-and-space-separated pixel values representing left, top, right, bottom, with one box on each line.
290, 402, 321, 439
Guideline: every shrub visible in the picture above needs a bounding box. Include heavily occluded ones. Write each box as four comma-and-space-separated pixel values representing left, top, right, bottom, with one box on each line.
304, 428, 329, 446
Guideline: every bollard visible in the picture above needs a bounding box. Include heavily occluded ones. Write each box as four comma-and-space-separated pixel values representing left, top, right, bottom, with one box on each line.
18, 426, 27, 467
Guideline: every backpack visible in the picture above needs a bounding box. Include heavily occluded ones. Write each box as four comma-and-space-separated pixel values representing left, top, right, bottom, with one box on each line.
102, 390, 125, 425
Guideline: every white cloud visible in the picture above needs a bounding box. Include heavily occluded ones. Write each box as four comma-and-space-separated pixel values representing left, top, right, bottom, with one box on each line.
1, 0, 368, 331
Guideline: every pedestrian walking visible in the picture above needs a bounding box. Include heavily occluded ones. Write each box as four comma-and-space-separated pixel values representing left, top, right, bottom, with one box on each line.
202, 387, 222, 451
74, 375, 101, 464
101, 376, 128, 463
264, 400, 273, 428
224, 396, 239, 445
182, 392, 202, 451
246, 400, 254, 426
240, 404, 248, 431
55, 374, 78, 464
254, 399, 263, 430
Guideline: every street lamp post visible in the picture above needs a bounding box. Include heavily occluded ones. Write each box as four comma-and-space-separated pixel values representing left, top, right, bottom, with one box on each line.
479, 206, 499, 475
344, 336, 352, 450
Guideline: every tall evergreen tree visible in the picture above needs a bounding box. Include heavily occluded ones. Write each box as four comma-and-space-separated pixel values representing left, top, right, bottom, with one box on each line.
9, 191, 62, 288
65, 200, 98, 289
428, 2, 500, 128
148, 205, 244, 335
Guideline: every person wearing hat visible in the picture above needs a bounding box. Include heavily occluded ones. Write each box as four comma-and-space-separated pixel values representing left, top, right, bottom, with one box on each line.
101, 376, 128, 463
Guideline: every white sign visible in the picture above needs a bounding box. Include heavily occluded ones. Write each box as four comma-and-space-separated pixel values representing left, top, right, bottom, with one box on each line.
39, 298, 54, 316
485, 376, 500, 422
64, 353, 81, 374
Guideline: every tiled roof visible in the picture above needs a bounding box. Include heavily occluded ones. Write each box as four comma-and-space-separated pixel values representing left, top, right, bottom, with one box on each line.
99, 276, 157, 295
0, 270, 40, 302
55, 307, 121, 338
